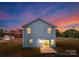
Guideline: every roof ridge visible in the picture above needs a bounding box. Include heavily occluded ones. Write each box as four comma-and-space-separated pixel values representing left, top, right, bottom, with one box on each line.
22, 18, 57, 28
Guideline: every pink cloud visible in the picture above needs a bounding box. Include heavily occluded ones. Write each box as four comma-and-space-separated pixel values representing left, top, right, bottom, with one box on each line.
0, 11, 11, 19
0, 11, 18, 20
17, 13, 37, 26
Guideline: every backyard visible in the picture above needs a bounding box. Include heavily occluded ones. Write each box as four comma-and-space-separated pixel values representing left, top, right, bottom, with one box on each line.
0, 38, 79, 57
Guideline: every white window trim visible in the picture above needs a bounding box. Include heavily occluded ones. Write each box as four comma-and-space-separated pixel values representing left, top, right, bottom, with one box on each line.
29, 39, 32, 43
27, 27, 31, 34
51, 39, 54, 45
48, 27, 51, 34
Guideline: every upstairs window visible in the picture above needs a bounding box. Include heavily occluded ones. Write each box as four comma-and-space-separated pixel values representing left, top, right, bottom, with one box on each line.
48, 27, 51, 34
27, 27, 31, 34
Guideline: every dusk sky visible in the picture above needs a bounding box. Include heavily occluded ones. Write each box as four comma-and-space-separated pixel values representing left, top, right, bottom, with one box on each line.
0, 2, 79, 32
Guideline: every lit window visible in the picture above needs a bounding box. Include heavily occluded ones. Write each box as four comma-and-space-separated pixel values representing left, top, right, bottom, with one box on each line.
51, 40, 54, 45
39, 40, 42, 43
29, 39, 32, 43
27, 27, 31, 34
48, 27, 51, 34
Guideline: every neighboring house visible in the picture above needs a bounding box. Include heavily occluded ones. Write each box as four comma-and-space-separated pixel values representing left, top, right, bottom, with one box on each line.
3, 35, 15, 40
10, 36, 15, 40
22, 18, 56, 48
3, 35, 11, 40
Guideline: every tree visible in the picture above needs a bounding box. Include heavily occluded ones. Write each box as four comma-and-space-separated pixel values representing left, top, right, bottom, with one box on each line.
76, 31, 79, 38
8, 30, 16, 36
56, 29, 61, 37
0, 29, 4, 37
62, 29, 78, 38
8, 29, 22, 38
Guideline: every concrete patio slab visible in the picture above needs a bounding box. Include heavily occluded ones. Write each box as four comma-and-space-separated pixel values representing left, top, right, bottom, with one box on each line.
40, 48, 57, 53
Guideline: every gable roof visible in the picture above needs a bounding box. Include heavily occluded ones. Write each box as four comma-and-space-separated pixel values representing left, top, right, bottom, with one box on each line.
22, 18, 57, 28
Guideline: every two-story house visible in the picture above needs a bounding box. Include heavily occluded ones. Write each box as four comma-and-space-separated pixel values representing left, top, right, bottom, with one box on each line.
22, 18, 56, 48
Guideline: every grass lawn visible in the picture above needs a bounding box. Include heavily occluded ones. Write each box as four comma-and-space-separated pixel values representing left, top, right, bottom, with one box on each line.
0, 39, 40, 57
55, 39, 79, 56
0, 38, 79, 57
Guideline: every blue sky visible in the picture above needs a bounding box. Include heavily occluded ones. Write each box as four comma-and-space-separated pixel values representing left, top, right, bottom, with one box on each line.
0, 2, 79, 31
